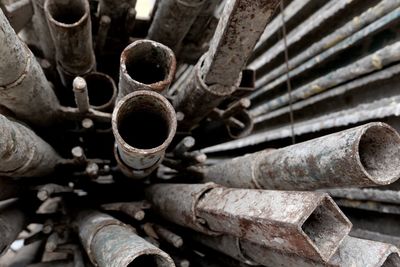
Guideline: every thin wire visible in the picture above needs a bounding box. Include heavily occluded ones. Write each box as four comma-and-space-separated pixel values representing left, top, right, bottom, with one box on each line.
280, 0, 295, 144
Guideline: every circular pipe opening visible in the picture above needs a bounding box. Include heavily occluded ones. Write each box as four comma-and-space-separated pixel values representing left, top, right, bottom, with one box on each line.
128, 254, 171, 267
113, 91, 176, 151
46, 0, 88, 25
84, 72, 116, 110
122, 41, 175, 85
358, 123, 400, 184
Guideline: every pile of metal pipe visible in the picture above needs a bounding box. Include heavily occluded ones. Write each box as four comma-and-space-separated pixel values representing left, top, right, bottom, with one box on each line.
0, 0, 399, 266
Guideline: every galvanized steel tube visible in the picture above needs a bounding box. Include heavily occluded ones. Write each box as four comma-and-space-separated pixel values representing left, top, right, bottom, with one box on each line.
147, 0, 205, 53
0, 115, 62, 177
118, 40, 176, 98
202, 122, 400, 190
146, 183, 351, 262
76, 211, 175, 267
0, 8, 60, 126
112, 91, 177, 178
44, 0, 95, 86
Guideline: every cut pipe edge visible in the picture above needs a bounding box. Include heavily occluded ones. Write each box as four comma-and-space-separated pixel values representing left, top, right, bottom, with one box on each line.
119, 40, 176, 96
112, 91, 177, 177
45, 0, 89, 28
299, 195, 352, 261
83, 72, 117, 112
355, 122, 400, 185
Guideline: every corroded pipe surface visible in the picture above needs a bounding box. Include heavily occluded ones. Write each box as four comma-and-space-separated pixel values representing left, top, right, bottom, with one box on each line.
147, 0, 205, 53
146, 183, 351, 262
174, 0, 280, 130
118, 40, 176, 98
202, 122, 400, 190
0, 8, 60, 126
44, 0, 95, 86
0, 115, 62, 177
76, 211, 175, 267
194, 234, 400, 267
112, 91, 177, 178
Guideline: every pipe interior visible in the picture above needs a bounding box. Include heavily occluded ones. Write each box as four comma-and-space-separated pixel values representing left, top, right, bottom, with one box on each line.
117, 96, 170, 149
125, 43, 171, 84
358, 125, 400, 183
382, 253, 400, 267
85, 74, 114, 107
128, 254, 171, 267
301, 198, 349, 258
47, 0, 86, 24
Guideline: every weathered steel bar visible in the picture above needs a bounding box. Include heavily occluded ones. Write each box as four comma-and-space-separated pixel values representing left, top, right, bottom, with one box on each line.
146, 183, 351, 262
72, 77, 90, 114
201, 95, 400, 153
252, 0, 315, 52
0, 115, 62, 177
95, 15, 111, 55
350, 228, 400, 248
36, 184, 73, 201
0, 202, 27, 256
112, 91, 177, 178
251, 40, 400, 116
32, 0, 56, 63
101, 201, 150, 221
194, 234, 400, 267
252, 0, 400, 91
0, 8, 60, 126
173, 0, 280, 130
254, 63, 400, 126
44, 0, 96, 86
248, 0, 354, 72
118, 40, 176, 98
152, 224, 184, 248
323, 188, 400, 205
76, 210, 175, 267
83, 72, 117, 112
147, 0, 205, 53
251, 6, 400, 103
201, 122, 400, 190
98, 0, 136, 36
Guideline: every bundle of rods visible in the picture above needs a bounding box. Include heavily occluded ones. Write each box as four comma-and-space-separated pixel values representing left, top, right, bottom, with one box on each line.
0, 0, 400, 266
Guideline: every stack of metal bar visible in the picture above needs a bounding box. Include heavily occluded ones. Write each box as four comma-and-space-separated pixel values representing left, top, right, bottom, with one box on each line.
0, 0, 399, 266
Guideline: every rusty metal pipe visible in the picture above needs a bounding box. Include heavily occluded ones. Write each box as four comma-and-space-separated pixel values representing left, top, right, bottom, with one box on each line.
146, 183, 351, 262
44, 0, 95, 87
32, 0, 56, 63
83, 72, 117, 112
173, 0, 280, 130
0, 115, 62, 177
147, 0, 206, 53
0, 8, 60, 126
118, 40, 176, 98
76, 211, 175, 267
112, 91, 177, 178
194, 234, 400, 267
202, 122, 400, 190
